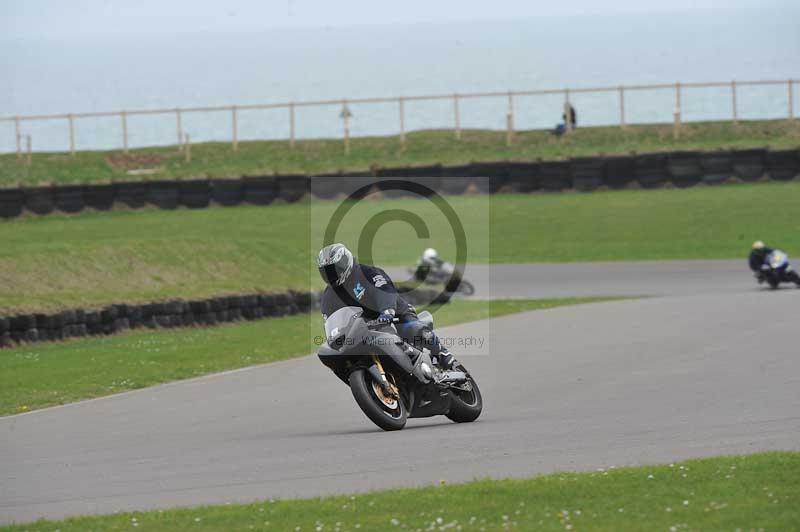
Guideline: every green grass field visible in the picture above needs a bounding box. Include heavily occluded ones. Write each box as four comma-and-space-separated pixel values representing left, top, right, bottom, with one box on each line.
1, 119, 798, 186
2, 183, 799, 314
3, 451, 797, 531
0, 297, 618, 415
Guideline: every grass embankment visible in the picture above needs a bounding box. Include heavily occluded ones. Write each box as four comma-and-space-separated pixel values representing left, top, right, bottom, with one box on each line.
1, 119, 798, 186
3, 452, 797, 531
0, 297, 618, 415
2, 183, 800, 314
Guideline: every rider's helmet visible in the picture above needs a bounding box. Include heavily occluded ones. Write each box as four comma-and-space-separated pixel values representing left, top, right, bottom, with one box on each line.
422, 248, 439, 265
318, 243, 355, 286
752, 240, 766, 250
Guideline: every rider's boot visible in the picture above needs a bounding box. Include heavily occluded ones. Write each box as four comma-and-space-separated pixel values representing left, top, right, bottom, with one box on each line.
436, 347, 458, 370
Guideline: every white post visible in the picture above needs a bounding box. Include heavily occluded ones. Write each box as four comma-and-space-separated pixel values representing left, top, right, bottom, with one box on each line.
731, 80, 738, 124
14, 116, 21, 159
674, 82, 682, 136
398, 97, 406, 147
121, 111, 129, 153
506, 91, 514, 147
176, 108, 183, 151
68, 113, 75, 156
673, 112, 681, 140
184, 133, 191, 163
26, 134, 32, 166
453, 94, 461, 140
619, 86, 625, 127
289, 103, 296, 148
342, 100, 350, 155
789, 79, 794, 119
231, 105, 238, 152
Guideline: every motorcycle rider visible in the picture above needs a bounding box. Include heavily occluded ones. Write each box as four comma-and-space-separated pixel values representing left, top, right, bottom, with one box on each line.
749, 240, 800, 286
748, 240, 773, 277
414, 247, 444, 282
318, 243, 456, 370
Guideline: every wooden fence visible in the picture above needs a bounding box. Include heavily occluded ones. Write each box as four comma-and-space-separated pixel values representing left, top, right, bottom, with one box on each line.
2, 78, 797, 157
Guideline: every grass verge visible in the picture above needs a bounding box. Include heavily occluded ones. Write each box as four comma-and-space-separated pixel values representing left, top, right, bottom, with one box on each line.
1, 119, 799, 186
0, 297, 619, 416
2, 183, 800, 314
3, 451, 797, 531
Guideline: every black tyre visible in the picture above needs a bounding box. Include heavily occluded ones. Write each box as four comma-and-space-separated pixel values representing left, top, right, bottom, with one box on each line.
349, 368, 407, 431
446, 364, 483, 423
768, 278, 780, 289
456, 280, 475, 296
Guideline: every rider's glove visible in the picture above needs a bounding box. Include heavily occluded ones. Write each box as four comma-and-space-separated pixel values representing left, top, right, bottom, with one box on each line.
375, 309, 395, 325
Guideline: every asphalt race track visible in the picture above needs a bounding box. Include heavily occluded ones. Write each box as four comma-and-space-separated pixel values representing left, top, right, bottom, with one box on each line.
2, 261, 799, 524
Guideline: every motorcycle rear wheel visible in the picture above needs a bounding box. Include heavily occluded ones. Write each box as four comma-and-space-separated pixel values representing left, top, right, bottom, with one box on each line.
446, 364, 483, 423
456, 280, 475, 296
349, 368, 408, 431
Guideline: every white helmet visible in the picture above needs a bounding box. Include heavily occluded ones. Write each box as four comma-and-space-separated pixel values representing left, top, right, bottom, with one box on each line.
752, 240, 765, 250
422, 248, 439, 263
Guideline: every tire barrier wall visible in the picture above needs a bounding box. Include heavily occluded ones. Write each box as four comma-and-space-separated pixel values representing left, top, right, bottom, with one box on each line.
0, 290, 315, 349
1, 148, 798, 219
0, 287, 449, 349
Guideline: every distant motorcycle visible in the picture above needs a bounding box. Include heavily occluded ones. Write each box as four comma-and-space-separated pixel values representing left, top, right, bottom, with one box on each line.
318, 307, 482, 431
756, 250, 800, 289
409, 262, 475, 296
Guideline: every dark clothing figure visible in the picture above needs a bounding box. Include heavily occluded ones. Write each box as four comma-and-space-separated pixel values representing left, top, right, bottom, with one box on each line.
562, 104, 577, 129
553, 104, 577, 136
321, 263, 447, 360
749, 247, 773, 272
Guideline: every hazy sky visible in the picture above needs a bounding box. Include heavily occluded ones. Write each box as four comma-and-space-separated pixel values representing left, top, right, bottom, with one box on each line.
0, 0, 781, 36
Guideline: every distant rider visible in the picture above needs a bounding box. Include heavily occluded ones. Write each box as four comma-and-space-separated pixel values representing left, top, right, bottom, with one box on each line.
318, 243, 456, 369
749, 240, 800, 286
414, 247, 445, 282
748, 240, 773, 276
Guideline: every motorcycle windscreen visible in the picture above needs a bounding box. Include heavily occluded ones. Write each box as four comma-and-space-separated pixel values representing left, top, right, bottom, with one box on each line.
324, 306, 363, 347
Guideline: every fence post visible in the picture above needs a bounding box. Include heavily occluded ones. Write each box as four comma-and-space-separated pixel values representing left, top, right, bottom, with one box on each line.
121, 111, 129, 153
618, 86, 625, 127
398, 97, 406, 148
26, 135, 32, 166
789, 79, 794, 119
506, 91, 514, 147
231, 105, 238, 152
564, 89, 572, 132
673, 82, 682, 138
14, 116, 21, 159
731, 80, 738, 124
68, 113, 75, 156
341, 100, 351, 155
176, 108, 183, 151
289, 103, 296, 148
184, 133, 191, 163
453, 94, 461, 140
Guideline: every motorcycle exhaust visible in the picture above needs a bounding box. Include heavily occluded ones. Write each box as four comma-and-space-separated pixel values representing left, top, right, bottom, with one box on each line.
436, 370, 468, 384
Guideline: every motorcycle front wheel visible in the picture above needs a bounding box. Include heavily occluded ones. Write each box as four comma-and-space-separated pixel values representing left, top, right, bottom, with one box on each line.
446, 364, 483, 423
349, 368, 408, 431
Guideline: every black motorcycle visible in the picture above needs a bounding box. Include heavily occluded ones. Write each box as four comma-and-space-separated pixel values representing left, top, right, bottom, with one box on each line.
409, 262, 475, 296
318, 307, 482, 431
755, 249, 800, 289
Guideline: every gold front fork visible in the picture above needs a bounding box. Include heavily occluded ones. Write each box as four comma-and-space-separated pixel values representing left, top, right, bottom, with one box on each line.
371, 354, 399, 397
371, 353, 386, 375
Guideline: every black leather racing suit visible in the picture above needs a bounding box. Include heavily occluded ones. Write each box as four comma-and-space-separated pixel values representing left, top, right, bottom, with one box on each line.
749, 247, 773, 273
